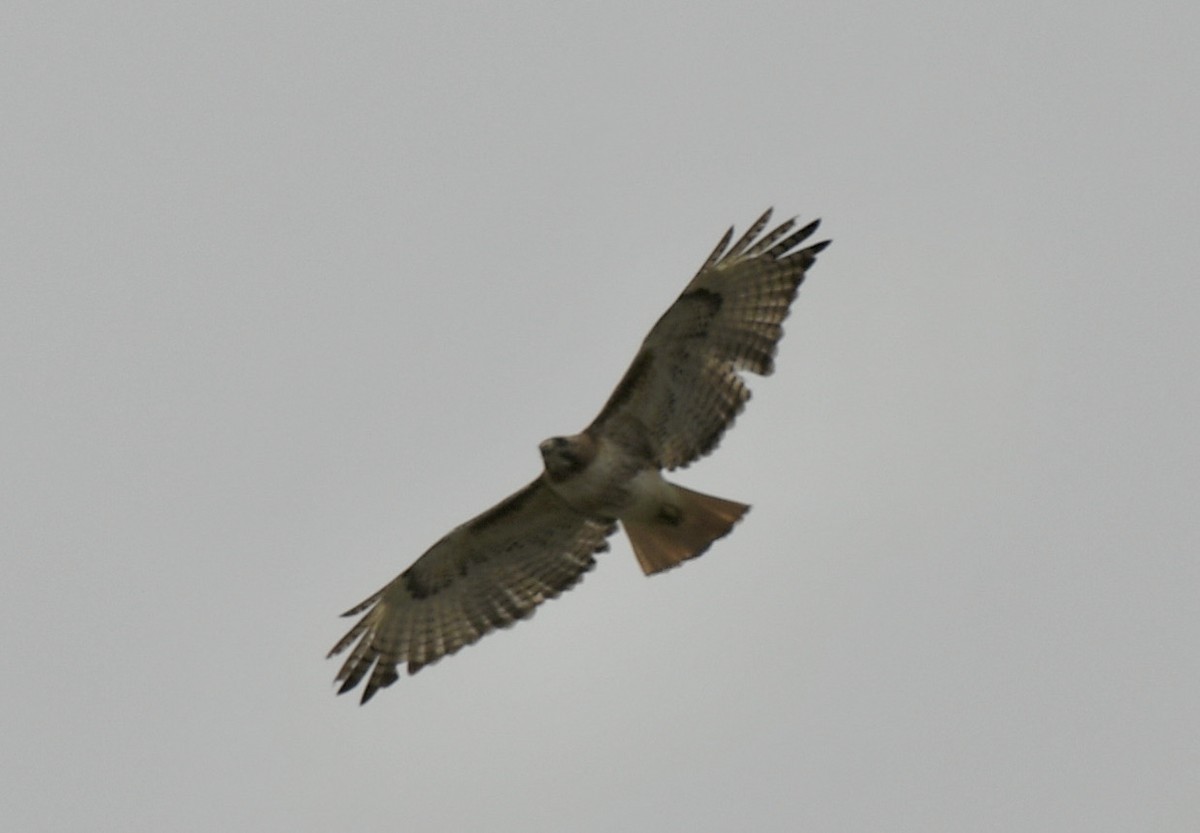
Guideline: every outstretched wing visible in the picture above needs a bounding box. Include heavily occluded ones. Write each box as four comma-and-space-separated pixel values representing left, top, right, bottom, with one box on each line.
329, 479, 615, 703
589, 209, 829, 469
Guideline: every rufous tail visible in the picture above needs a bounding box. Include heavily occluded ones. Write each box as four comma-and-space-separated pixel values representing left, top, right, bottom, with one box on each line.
623, 484, 749, 575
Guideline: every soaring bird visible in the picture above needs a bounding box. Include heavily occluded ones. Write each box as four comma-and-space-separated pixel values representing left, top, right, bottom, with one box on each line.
329, 209, 829, 702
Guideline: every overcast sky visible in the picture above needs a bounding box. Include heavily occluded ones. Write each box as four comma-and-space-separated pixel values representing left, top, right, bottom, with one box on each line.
3, 3, 1198, 831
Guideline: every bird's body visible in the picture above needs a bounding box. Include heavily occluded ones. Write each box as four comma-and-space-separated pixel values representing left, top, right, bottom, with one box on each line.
329, 209, 829, 702
540, 422, 752, 574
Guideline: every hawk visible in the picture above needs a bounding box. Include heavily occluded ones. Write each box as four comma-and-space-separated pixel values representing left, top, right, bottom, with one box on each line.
329, 209, 829, 702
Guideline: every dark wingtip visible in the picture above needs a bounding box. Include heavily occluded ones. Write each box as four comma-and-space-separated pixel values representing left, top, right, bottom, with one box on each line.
796, 217, 821, 237
799, 217, 831, 254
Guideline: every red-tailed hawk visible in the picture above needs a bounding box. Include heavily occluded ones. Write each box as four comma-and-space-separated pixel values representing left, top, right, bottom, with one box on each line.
329, 209, 829, 702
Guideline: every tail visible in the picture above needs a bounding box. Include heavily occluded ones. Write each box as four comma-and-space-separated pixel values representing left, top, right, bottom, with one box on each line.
622, 484, 750, 575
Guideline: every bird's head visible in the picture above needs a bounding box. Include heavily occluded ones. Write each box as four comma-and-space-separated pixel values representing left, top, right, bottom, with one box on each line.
538, 433, 596, 482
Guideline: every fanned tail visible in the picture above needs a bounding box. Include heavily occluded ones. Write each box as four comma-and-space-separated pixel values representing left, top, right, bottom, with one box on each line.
623, 484, 749, 575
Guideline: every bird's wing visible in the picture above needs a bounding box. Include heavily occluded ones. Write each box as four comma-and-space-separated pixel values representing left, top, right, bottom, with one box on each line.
589, 209, 829, 469
329, 478, 615, 703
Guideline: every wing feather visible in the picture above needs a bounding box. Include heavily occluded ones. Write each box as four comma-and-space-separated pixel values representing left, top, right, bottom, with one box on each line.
745, 216, 797, 258
698, 225, 735, 273
724, 208, 774, 260
329, 479, 615, 702
590, 210, 829, 469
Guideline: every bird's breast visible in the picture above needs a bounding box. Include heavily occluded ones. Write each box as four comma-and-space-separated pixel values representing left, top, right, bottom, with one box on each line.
542, 436, 645, 519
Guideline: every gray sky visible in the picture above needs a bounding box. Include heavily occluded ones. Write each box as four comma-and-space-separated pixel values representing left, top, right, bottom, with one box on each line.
3, 2, 1198, 831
